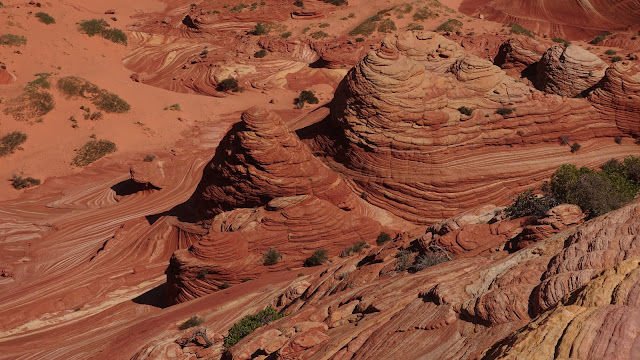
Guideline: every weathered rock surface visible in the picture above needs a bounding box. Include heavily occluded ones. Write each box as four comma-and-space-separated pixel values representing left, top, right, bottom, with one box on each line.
509, 204, 585, 250
535, 45, 607, 97
494, 36, 547, 73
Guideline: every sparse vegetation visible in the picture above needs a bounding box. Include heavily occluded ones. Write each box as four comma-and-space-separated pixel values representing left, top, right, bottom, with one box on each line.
26, 73, 51, 90
294, 0, 304, 7
164, 103, 181, 111
376, 232, 392, 246
310, 31, 329, 39
615, 136, 623, 144
254, 49, 267, 58
263, 248, 282, 265
506, 158, 640, 219
506, 22, 534, 38
349, 15, 381, 37
4, 89, 54, 121
11, 174, 41, 189
35, 12, 55, 24
436, 19, 462, 32
413, 252, 450, 270
0, 131, 27, 157
458, 106, 472, 116
231, 3, 248, 12
319, 23, 330, 28
570, 142, 581, 153
320, 0, 347, 5
377, 18, 396, 33
605, 49, 617, 55
179, 316, 204, 330
196, 269, 208, 279
612, 56, 623, 63
407, 23, 424, 31
304, 249, 329, 267
72, 139, 117, 167
496, 107, 514, 116
552, 37, 570, 46
224, 307, 286, 348
340, 241, 369, 257
57, 76, 130, 113
77, 19, 127, 45
293, 90, 319, 109
217, 77, 241, 92
395, 249, 411, 272
591, 32, 612, 44
0, 34, 27, 46
280, 31, 292, 38
251, 22, 269, 35
559, 135, 571, 146
143, 154, 157, 162
413, 6, 437, 21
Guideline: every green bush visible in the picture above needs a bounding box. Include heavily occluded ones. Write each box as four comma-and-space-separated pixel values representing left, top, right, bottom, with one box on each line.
0, 34, 27, 46
231, 3, 248, 12
506, 22, 533, 38
614, 136, 623, 144
376, 232, 391, 246
11, 174, 41, 189
340, 241, 369, 257
57, 76, 130, 113
496, 107, 514, 116
26, 73, 51, 90
310, 31, 329, 39
591, 32, 611, 44
263, 248, 282, 265
217, 77, 241, 92
78, 19, 127, 45
294, 90, 319, 108
294, 0, 304, 7
224, 307, 286, 348
0, 131, 28, 157
93, 92, 130, 113
505, 188, 557, 218
605, 49, 617, 55
377, 18, 396, 33
552, 37, 570, 46
304, 249, 328, 267
179, 315, 204, 330
413, 6, 437, 21
612, 56, 623, 62
254, 49, 268, 58
570, 142, 581, 153
72, 139, 117, 166
35, 12, 55, 24
281, 31, 292, 38
349, 15, 380, 36
436, 19, 462, 32
251, 22, 269, 35
458, 106, 472, 116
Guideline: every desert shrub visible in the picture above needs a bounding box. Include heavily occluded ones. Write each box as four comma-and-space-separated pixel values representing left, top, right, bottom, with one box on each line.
196, 269, 208, 279
217, 77, 240, 92
0, 131, 27, 157
0, 34, 27, 46
320, 0, 347, 5
458, 106, 472, 116
505, 188, 557, 218
377, 18, 396, 33
559, 135, 571, 145
349, 15, 380, 36
407, 23, 424, 31
506, 22, 533, 38
254, 49, 267, 58
413, 252, 450, 271
591, 32, 611, 44
436, 19, 462, 32
496, 107, 513, 116
164, 103, 181, 111
251, 22, 269, 35
281, 31, 292, 38
57, 76, 130, 113
293, 90, 319, 108
143, 154, 157, 162
35, 12, 55, 24
4, 90, 54, 121
552, 37, 570, 46
294, 0, 304, 7
72, 139, 117, 166
395, 249, 411, 272
179, 316, 204, 330
355, 37, 365, 42
319, 23, 330, 28
26, 73, 51, 90
615, 136, 623, 144
605, 49, 617, 55
11, 175, 41, 189
89, 111, 103, 120
376, 232, 391, 246
304, 249, 328, 267
310, 31, 329, 39
340, 241, 369, 257
220, 282, 231, 289
78, 19, 127, 45
263, 248, 282, 265
413, 6, 437, 21
224, 307, 286, 348
0, 3, 3, 7
231, 3, 248, 12
570, 142, 581, 153
612, 56, 623, 62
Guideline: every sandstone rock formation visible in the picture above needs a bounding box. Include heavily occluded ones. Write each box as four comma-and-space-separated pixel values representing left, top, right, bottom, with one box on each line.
494, 36, 547, 74
508, 204, 585, 250
535, 45, 607, 97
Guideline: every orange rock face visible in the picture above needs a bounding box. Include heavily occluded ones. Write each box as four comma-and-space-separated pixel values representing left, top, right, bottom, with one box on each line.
536, 45, 607, 97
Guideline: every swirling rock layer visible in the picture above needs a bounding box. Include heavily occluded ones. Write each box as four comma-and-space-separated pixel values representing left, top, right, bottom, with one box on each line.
535, 45, 607, 97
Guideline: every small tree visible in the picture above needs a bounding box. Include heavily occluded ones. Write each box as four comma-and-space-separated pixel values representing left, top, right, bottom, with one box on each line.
304, 249, 328, 267
251, 22, 269, 35
496, 107, 514, 116
376, 232, 391, 246
217, 78, 240, 92
293, 90, 319, 109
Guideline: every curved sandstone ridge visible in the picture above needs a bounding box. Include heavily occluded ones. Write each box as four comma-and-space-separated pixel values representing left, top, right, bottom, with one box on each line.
590, 61, 640, 137
459, 0, 640, 38
166, 195, 381, 304
192, 106, 361, 218
494, 36, 547, 73
535, 45, 607, 97
483, 258, 640, 360
315, 33, 625, 224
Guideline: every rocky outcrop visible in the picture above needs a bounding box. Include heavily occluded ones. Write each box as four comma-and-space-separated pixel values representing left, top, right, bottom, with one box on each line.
590, 60, 640, 137
192, 106, 361, 219
535, 45, 607, 97
494, 36, 547, 73
508, 204, 585, 250
483, 258, 640, 360
166, 195, 381, 304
